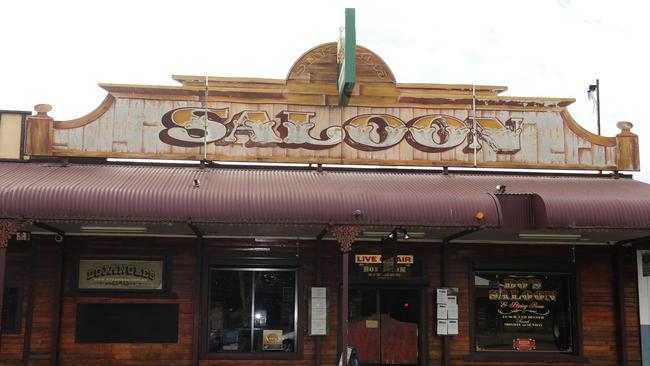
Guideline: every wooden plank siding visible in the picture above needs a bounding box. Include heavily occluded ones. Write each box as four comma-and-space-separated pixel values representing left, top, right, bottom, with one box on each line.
1, 238, 642, 366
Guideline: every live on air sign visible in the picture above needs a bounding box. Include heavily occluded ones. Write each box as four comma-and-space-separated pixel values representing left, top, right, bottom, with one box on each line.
355, 254, 413, 265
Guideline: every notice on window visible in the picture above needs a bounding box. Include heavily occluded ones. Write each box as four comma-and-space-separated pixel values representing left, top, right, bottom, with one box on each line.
437, 303, 448, 319
447, 295, 457, 305
263, 329, 283, 351
437, 319, 448, 335
436, 288, 448, 304
447, 319, 459, 335
310, 287, 328, 335
448, 303, 458, 319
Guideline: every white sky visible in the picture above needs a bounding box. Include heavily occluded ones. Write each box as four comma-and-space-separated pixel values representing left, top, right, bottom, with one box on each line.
2, 0, 649, 181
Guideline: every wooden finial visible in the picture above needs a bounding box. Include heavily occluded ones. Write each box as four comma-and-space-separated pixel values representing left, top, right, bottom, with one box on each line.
34, 104, 52, 117
616, 121, 633, 132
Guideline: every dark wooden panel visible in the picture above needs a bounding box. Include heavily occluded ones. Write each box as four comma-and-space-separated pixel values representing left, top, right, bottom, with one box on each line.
75, 303, 178, 343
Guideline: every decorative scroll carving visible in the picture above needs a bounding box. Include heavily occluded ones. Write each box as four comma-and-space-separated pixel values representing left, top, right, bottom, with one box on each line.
0, 219, 32, 248
331, 226, 364, 253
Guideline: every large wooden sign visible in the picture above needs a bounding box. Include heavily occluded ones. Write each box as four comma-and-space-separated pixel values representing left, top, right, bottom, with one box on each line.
77, 259, 164, 291
25, 43, 639, 171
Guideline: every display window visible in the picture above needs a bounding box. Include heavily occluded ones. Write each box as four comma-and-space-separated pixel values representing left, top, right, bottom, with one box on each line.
473, 270, 575, 354
207, 268, 297, 354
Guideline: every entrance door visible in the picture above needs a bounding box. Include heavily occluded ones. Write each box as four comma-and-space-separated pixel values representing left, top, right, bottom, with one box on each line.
348, 289, 420, 365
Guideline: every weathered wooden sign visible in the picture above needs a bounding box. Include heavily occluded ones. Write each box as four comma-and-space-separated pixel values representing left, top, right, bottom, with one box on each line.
77, 259, 164, 291
25, 43, 639, 171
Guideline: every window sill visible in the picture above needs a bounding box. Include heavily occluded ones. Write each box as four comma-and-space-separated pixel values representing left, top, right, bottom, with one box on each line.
201, 352, 302, 360
463, 353, 589, 363
1, 330, 21, 335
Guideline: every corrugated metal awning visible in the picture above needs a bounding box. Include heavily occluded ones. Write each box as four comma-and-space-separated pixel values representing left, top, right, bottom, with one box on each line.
1, 162, 650, 230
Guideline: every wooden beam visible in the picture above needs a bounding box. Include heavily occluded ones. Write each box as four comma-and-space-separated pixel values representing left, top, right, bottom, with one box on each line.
49, 241, 65, 366
191, 237, 203, 366
21, 242, 37, 366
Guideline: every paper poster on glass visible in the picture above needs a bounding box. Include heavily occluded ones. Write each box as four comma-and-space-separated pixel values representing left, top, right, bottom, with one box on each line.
262, 329, 283, 351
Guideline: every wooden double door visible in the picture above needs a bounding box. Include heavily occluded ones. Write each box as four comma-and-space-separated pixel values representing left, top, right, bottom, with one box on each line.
348, 288, 421, 365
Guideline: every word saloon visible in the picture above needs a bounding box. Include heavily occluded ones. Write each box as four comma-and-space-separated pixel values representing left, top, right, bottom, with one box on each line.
159, 107, 523, 153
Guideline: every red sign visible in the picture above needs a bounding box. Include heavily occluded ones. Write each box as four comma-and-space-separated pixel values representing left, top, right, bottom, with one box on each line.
512, 338, 536, 351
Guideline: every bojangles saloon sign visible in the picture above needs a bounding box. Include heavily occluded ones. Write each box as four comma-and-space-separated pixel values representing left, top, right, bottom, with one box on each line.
474, 272, 574, 353
78, 259, 164, 291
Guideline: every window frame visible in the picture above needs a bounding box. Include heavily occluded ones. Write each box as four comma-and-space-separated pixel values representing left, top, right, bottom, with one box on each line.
466, 260, 588, 363
201, 258, 301, 360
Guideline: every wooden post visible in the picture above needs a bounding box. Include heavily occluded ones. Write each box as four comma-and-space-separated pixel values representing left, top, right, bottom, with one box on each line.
192, 237, 203, 366
25, 104, 53, 157
315, 234, 324, 366
615, 121, 639, 171
331, 226, 363, 366
21, 242, 37, 366
614, 244, 629, 366
50, 240, 65, 366
441, 240, 449, 366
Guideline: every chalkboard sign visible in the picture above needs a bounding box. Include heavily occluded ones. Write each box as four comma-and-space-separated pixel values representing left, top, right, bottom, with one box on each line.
75, 303, 178, 343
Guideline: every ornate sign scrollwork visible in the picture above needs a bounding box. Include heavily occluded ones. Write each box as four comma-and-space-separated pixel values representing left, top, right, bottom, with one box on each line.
331, 226, 364, 253
0, 219, 32, 248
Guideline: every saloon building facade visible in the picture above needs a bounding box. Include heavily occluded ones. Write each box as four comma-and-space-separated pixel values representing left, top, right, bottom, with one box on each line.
1, 41, 650, 366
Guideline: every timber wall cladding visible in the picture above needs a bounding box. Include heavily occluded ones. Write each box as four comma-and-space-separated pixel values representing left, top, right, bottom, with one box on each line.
11, 238, 339, 366
3, 241, 642, 366
48, 98, 620, 170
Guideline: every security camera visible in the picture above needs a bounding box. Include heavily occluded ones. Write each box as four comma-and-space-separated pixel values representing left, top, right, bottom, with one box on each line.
54, 234, 64, 243
352, 209, 364, 219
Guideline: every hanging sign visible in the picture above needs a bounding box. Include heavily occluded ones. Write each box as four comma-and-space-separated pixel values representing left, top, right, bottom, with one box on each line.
353, 254, 415, 280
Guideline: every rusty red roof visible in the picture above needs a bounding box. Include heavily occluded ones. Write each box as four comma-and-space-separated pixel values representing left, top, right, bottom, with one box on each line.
1, 162, 649, 230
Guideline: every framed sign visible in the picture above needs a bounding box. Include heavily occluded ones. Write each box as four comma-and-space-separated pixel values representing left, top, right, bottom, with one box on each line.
473, 271, 575, 353
77, 259, 165, 291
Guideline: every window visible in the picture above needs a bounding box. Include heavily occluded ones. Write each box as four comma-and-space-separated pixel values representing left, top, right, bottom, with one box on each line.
473, 271, 575, 354
208, 268, 297, 353
2, 287, 21, 332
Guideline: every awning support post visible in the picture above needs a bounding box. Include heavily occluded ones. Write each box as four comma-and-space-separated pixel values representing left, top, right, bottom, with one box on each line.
332, 226, 364, 366
314, 228, 327, 366
440, 227, 480, 366
50, 239, 66, 366
613, 243, 628, 366
191, 236, 203, 366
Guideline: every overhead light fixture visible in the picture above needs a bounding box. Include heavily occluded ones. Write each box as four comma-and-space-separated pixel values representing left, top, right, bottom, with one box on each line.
229, 247, 271, 252
518, 233, 581, 240
80, 226, 148, 234
362, 231, 425, 239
